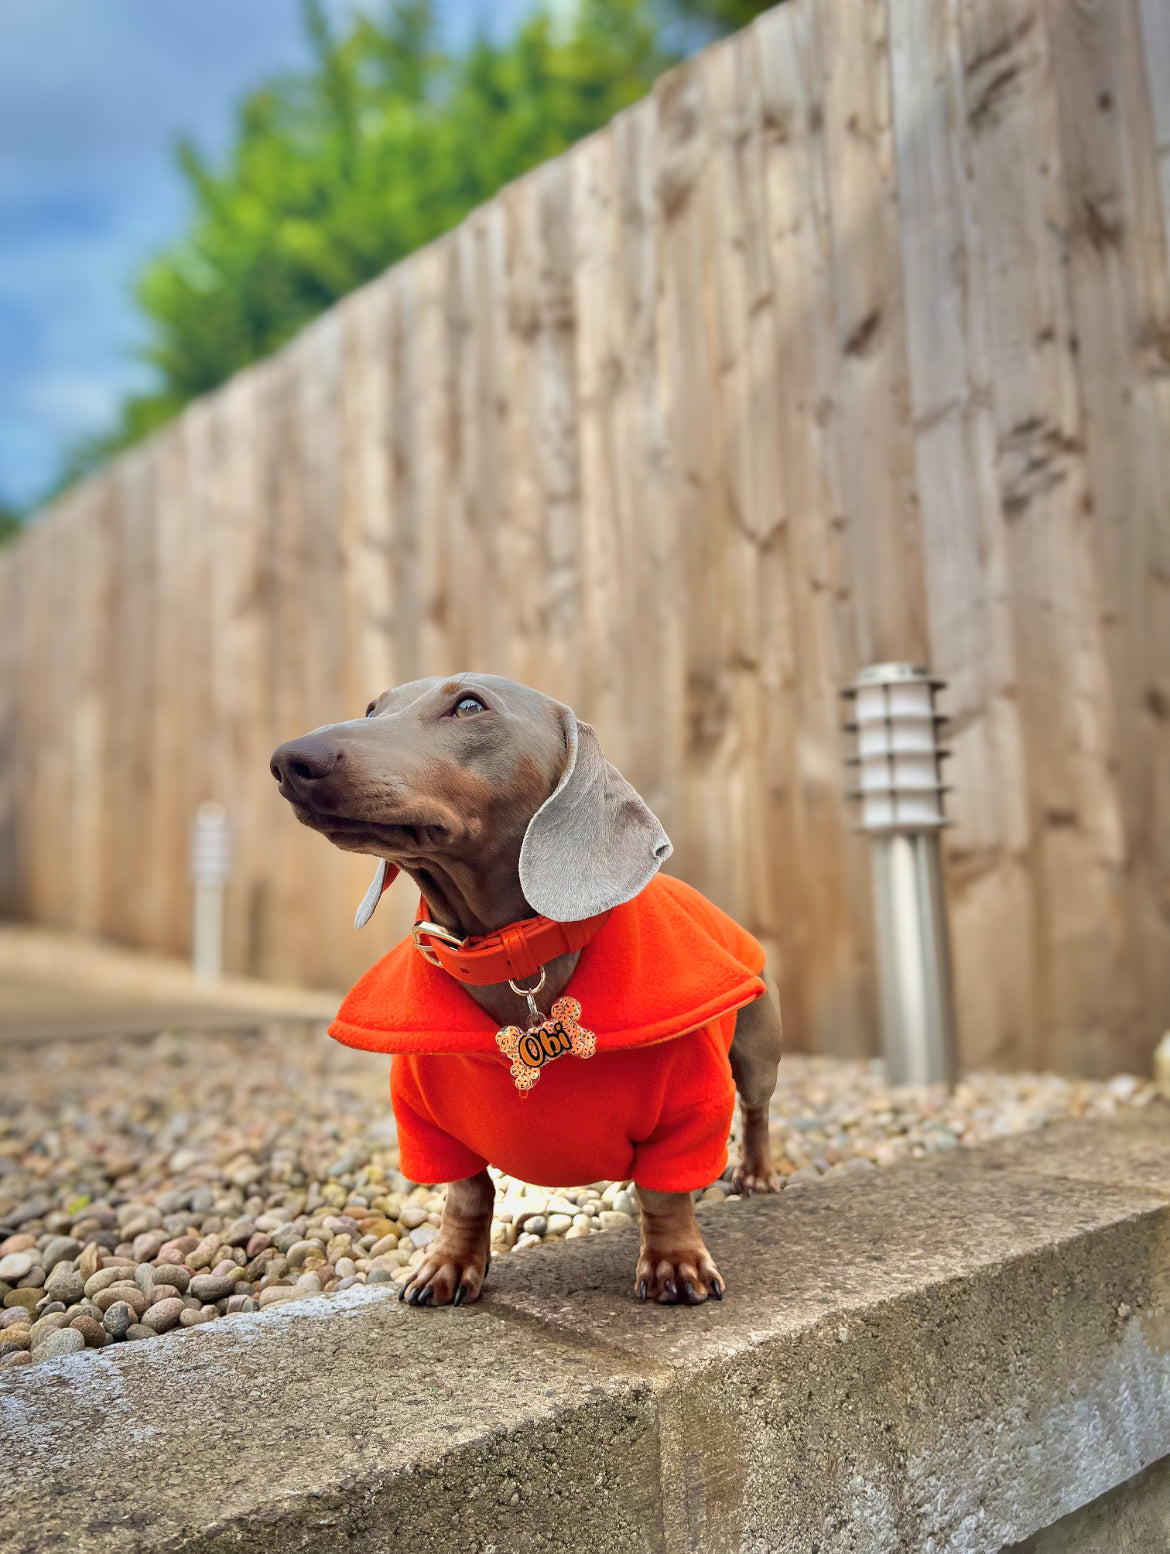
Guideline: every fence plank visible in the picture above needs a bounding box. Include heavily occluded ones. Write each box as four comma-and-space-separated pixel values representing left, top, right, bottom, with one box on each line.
1137, 0, 1170, 256
819, 0, 928, 668
753, 1, 876, 1054
1042, 0, 1170, 1072
888, 0, 1040, 1065
956, 0, 1132, 1074
0, 549, 16, 912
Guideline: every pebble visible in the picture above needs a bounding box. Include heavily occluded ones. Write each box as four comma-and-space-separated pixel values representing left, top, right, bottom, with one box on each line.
258, 1286, 300, 1308
188, 1274, 236, 1304
186, 1238, 220, 1271
283, 1241, 319, 1269
45, 1265, 84, 1306
598, 1211, 634, 1232
102, 1302, 135, 1339
93, 1285, 147, 1317
8, 1199, 50, 1228
70, 1314, 107, 1347
0, 1253, 33, 1282
123, 1324, 155, 1341
41, 1236, 81, 1272
142, 1298, 184, 1333
32, 1328, 86, 1363
3, 1289, 41, 1312
29, 1313, 71, 1345
409, 1226, 438, 1250
84, 1269, 123, 1299
546, 1214, 573, 1236
522, 1216, 548, 1238
132, 1231, 167, 1263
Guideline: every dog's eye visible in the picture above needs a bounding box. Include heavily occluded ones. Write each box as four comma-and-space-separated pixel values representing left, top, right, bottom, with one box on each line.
453, 696, 486, 718
364, 702, 377, 718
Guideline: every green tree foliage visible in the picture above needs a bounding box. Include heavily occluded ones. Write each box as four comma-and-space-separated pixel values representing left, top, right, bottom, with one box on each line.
0, 503, 23, 545
69, 0, 777, 480
665, 0, 775, 37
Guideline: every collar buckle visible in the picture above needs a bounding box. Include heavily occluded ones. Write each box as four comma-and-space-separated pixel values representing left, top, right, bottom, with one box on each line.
411, 919, 466, 967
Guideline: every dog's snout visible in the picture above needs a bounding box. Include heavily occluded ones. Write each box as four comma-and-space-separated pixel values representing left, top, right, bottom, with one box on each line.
270, 735, 345, 789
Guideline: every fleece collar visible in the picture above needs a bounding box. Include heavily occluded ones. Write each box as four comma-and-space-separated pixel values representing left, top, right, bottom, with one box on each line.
329, 873, 765, 1057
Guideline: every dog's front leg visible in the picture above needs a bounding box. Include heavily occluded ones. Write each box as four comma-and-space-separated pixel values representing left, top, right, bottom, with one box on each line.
400, 1169, 494, 1307
633, 1186, 724, 1305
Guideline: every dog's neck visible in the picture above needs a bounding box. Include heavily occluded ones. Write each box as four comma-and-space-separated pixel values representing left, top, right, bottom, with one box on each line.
395, 851, 532, 941
390, 849, 581, 1023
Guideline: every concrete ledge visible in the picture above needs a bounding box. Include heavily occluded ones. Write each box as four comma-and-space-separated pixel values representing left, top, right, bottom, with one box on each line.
3, 1107, 1170, 1552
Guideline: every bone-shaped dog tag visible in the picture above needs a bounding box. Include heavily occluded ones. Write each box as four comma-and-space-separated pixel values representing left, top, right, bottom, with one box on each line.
495, 996, 596, 1093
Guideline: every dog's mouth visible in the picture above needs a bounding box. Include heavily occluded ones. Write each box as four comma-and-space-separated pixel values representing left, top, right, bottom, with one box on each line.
283, 798, 451, 854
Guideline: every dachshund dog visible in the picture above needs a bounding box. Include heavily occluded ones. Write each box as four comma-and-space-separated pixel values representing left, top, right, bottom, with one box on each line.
271, 674, 783, 1307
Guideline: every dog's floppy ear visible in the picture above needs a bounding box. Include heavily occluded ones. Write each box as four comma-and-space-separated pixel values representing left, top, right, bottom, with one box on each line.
354, 858, 400, 929
519, 708, 672, 922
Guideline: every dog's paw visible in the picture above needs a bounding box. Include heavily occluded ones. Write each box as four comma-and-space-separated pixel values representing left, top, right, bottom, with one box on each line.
731, 1162, 782, 1195
633, 1250, 725, 1306
399, 1241, 489, 1308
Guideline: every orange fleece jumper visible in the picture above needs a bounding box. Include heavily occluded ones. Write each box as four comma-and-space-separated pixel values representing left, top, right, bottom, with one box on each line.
329, 875, 766, 1193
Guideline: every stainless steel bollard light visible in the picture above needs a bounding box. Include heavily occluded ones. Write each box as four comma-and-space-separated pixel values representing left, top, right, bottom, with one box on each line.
842, 664, 957, 1087
189, 801, 231, 985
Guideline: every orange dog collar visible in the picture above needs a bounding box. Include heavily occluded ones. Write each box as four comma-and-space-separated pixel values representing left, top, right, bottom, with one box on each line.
410, 904, 612, 986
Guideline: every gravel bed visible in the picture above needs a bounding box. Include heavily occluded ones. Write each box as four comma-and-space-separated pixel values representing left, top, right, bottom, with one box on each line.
0, 1023, 1156, 1370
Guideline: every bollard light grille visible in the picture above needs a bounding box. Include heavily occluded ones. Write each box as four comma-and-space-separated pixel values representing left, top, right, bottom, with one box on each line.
189, 802, 230, 985
842, 663, 948, 832
841, 662, 957, 1088
189, 801, 231, 888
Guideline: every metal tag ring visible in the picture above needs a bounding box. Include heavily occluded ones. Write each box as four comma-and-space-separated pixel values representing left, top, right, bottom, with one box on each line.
507, 968, 547, 998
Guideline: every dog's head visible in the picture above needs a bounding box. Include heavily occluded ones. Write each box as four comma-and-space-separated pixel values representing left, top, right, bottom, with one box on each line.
270, 674, 671, 926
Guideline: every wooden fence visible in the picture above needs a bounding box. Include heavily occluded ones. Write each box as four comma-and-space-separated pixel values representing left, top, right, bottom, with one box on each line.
2, 0, 1168, 1076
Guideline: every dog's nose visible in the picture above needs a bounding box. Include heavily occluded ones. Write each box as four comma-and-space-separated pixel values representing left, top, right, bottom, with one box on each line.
270, 735, 345, 789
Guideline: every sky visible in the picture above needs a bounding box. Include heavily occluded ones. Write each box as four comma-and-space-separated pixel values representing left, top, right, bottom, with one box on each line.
0, 0, 529, 512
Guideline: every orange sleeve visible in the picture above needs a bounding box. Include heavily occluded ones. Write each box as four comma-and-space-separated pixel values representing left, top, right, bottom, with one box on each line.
390, 1056, 489, 1186
630, 1026, 736, 1193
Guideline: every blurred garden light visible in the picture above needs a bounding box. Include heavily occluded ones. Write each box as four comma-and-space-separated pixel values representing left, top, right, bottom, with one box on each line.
189, 802, 231, 985
842, 664, 957, 1087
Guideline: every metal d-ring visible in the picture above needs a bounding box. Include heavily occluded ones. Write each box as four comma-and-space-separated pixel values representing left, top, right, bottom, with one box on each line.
508, 968, 546, 1028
